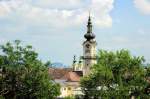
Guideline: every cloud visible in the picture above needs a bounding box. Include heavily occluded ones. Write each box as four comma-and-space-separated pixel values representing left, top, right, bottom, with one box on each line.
0, 0, 25, 15
0, 0, 115, 64
0, 0, 114, 27
33, 0, 85, 9
134, 0, 150, 15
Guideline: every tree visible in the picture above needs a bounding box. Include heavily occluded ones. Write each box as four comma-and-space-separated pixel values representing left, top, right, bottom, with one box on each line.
81, 49, 149, 99
0, 40, 60, 99
145, 64, 150, 95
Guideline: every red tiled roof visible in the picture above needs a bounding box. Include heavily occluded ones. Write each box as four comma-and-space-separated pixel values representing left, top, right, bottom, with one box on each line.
61, 71, 82, 82
48, 68, 72, 79
48, 68, 83, 82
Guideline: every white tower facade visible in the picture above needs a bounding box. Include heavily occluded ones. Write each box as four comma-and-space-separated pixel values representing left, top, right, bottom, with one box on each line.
72, 56, 83, 71
82, 15, 97, 76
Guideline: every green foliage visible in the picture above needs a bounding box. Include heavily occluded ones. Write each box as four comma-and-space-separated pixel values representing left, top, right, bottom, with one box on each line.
0, 40, 60, 99
81, 49, 149, 99
0, 96, 4, 99
64, 96, 75, 99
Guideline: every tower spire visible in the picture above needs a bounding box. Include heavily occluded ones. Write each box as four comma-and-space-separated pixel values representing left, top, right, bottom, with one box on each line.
88, 11, 91, 21
84, 13, 95, 41
88, 10, 91, 22
87, 12, 92, 33
72, 55, 77, 71
73, 55, 77, 64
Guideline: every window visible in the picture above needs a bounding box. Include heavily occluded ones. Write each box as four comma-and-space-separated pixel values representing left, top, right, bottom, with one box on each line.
68, 87, 71, 90
64, 88, 66, 90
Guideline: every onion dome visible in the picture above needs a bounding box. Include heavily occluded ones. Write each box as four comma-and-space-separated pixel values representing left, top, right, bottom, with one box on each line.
84, 15, 95, 41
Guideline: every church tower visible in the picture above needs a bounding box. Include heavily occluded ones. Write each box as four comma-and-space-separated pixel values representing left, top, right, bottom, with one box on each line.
82, 15, 97, 76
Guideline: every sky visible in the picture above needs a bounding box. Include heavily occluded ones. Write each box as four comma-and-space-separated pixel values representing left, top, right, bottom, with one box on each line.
0, 0, 150, 66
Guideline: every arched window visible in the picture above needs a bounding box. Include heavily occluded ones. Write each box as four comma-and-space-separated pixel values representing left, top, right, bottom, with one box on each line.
64, 87, 66, 90
68, 87, 71, 90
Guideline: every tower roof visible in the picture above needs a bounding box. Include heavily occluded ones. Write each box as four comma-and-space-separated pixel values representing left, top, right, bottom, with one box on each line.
73, 55, 77, 64
84, 14, 95, 41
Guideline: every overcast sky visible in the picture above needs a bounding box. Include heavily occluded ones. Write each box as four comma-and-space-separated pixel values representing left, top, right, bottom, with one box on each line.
0, 0, 150, 65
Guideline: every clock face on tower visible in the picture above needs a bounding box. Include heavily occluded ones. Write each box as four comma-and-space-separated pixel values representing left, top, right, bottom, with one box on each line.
85, 44, 91, 54
86, 44, 90, 48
